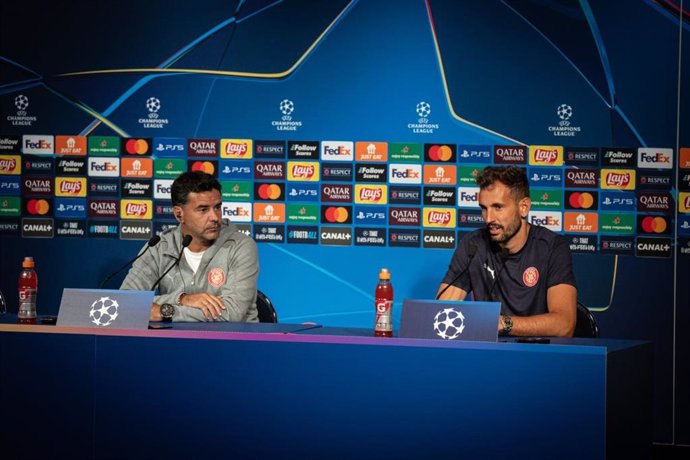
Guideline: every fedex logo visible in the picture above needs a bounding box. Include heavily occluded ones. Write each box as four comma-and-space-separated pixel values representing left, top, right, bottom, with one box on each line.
529, 145, 563, 166
321, 141, 354, 161
222, 202, 252, 222
89, 158, 120, 177
528, 211, 562, 231
389, 164, 422, 184
154, 179, 173, 199
22, 135, 54, 154
457, 187, 479, 208
638, 148, 673, 169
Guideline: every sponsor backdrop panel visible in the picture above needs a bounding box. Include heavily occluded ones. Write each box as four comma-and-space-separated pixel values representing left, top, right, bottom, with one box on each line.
0, 0, 688, 444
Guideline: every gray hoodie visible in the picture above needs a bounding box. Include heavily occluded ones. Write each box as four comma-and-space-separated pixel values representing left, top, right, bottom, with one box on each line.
121, 221, 258, 322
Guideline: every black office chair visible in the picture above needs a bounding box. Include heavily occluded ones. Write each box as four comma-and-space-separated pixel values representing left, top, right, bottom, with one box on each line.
256, 290, 278, 323
574, 302, 599, 338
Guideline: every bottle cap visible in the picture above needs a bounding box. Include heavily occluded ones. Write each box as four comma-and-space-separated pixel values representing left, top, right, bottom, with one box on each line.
378, 268, 390, 280
22, 257, 35, 268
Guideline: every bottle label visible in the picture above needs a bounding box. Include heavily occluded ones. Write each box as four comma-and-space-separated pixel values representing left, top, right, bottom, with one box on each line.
18, 288, 37, 318
374, 299, 393, 332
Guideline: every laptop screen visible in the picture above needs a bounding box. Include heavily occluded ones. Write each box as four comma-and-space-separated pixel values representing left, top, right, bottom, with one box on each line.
57, 288, 154, 330
399, 298, 501, 342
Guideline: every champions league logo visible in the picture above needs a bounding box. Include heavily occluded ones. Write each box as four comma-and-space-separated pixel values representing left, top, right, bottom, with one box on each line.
408, 100, 438, 134
7, 94, 37, 126
89, 296, 120, 327
548, 103, 581, 137
138, 96, 169, 129
433, 307, 465, 339
272, 98, 302, 131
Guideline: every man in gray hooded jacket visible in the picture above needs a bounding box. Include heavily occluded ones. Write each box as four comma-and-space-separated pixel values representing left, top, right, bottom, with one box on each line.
121, 171, 258, 322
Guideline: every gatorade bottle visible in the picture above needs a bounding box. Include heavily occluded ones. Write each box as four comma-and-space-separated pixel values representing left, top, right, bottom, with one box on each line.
374, 268, 393, 337
18, 257, 38, 324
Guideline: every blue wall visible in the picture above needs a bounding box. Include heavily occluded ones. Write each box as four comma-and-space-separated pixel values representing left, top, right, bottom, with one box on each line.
1, 0, 688, 444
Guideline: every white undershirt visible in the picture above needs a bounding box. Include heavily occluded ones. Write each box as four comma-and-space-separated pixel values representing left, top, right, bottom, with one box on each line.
183, 247, 205, 273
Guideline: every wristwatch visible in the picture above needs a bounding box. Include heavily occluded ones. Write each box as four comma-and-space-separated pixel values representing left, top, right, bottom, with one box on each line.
160, 303, 175, 322
501, 315, 513, 335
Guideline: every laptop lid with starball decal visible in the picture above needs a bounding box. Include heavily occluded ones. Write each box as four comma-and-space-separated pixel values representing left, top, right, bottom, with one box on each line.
57, 288, 154, 329
399, 298, 501, 342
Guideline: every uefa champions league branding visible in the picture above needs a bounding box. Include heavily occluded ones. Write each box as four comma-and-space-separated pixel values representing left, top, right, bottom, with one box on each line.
548, 103, 581, 137
7, 94, 37, 127
272, 99, 303, 131
408, 101, 439, 134
138, 97, 170, 129
433, 307, 465, 339
89, 296, 119, 326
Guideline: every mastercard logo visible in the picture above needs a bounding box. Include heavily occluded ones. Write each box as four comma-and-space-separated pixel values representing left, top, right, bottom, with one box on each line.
26, 199, 50, 215
324, 206, 349, 223
640, 216, 667, 233
191, 161, 215, 174
124, 138, 150, 155
257, 184, 282, 200
568, 192, 595, 209
427, 145, 454, 162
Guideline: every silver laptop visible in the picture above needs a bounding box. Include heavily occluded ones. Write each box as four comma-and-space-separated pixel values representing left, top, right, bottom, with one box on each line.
399, 298, 501, 342
57, 288, 154, 329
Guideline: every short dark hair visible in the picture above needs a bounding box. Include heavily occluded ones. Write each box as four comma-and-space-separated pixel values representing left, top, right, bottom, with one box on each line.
171, 171, 221, 206
475, 166, 529, 201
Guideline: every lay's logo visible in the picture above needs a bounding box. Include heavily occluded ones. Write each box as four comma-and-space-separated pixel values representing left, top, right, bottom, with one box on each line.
55, 177, 86, 197
287, 161, 319, 181
354, 184, 387, 204
529, 145, 563, 166
601, 169, 635, 190
120, 199, 152, 219
423, 207, 456, 227
221, 139, 252, 159
680, 192, 690, 213
0, 155, 20, 175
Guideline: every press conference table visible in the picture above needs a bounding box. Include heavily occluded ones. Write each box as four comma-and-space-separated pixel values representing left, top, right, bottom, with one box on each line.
0, 318, 652, 460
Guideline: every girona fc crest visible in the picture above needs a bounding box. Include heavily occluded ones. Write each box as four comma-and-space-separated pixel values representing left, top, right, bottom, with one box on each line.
208, 267, 226, 288
523, 267, 539, 287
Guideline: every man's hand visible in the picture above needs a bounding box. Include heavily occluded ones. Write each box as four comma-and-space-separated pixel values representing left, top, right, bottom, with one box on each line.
150, 303, 162, 321
178, 293, 226, 320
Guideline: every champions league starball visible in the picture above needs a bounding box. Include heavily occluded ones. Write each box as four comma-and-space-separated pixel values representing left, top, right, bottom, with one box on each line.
433, 307, 465, 339
146, 97, 161, 113
15, 94, 29, 111
89, 296, 120, 326
416, 101, 431, 118
279, 99, 294, 116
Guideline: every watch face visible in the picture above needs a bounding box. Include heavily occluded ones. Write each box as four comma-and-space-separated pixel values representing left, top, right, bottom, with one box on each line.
160, 303, 175, 318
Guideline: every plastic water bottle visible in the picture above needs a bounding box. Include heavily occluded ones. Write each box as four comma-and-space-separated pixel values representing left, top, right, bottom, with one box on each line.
18, 257, 38, 324
374, 268, 393, 337
0, 289, 6, 314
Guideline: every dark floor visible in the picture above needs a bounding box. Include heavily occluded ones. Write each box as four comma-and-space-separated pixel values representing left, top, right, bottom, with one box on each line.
653, 444, 690, 459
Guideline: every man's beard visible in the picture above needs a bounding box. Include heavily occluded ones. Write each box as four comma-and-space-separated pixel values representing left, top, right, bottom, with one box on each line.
488, 215, 522, 244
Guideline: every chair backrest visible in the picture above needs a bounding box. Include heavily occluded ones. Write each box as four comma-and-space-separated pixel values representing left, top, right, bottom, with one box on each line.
574, 302, 599, 338
256, 290, 278, 323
